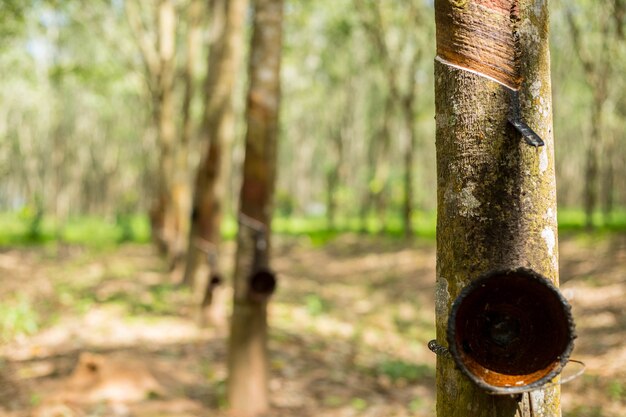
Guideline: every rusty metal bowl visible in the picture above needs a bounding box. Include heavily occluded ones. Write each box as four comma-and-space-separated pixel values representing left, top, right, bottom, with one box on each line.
447, 267, 576, 394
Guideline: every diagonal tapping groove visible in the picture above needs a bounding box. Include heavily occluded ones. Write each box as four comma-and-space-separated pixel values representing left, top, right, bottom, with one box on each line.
435, 0, 545, 147
435, 0, 521, 90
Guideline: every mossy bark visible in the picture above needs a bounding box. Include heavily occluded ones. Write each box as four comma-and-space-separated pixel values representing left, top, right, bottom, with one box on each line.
434, 1, 560, 416
227, 0, 283, 415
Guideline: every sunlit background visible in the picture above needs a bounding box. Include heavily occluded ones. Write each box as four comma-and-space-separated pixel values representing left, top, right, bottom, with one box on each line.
0, 1, 624, 416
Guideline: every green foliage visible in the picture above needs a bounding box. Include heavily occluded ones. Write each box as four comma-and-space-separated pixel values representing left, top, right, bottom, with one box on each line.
274, 189, 296, 217
304, 294, 329, 316
128, 284, 180, 316
214, 378, 228, 410
565, 405, 604, 417
350, 397, 368, 411
16, 206, 48, 243
323, 395, 344, 407
29, 393, 42, 407
409, 397, 426, 412
375, 359, 433, 383
608, 380, 625, 402
0, 294, 40, 342
62, 215, 150, 246
0, 0, 27, 42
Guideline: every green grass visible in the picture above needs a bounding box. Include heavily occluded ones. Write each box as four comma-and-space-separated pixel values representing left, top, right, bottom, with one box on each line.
374, 359, 434, 383
558, 209, 626, 233
1, 208, 625, 248
0, 212, 150, 247
269, 212, 437, 245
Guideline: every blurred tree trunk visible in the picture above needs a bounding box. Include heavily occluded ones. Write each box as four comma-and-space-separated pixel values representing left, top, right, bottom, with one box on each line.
356, 0, 423, 237
326, 113, 347, 230
399, 53, 420, 238
169, 0, 204, 273
359, 97, 391, 234
182, 0, 248, 295
374, 100, 391, 234
227, 0, 283, 414
125, 0, 180, 255
434, 1, 560, 416
325, 129, 343, 230
153, 0, 178, 254
602, 143, 614, 225
566, 8, 613, 229
584, 100, 603, 229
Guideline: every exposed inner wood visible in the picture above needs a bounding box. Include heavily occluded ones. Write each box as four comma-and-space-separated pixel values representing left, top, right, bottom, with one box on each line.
435, 0, 521, 89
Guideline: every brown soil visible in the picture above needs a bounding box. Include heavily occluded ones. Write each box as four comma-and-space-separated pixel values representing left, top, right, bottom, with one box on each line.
0, 234, 624, 417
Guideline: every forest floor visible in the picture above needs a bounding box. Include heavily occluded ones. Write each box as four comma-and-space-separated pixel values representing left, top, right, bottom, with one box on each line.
0, 233, 625, 417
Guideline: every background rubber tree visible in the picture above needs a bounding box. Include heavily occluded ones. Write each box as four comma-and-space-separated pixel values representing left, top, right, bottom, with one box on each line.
563, 0, 623, 228
181, 0, 248, 314
167, 0, 203, 274
355, 0, 429, 238
434, 0, 561, 416
227, 0, 283, 414
125, 0, 182, 256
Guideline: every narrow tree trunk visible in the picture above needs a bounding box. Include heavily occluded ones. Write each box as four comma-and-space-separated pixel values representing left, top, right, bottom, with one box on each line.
182, 0, 248, 290
401, 96, 416, 238
584, 100, 602, 229
374, 94, 393, 234
150, 0, 178, 255
434, 1, 560, 416
169, 0, 204, 272
181, 0, 203, 152
601, 135, 615, 226
359, 129, 378, 233
227, 0, 283, 415
326, 169, 338, 230
326, 129, 344, 230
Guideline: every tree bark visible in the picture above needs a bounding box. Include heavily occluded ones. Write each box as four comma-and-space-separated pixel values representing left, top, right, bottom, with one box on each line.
401, 94, 416, 238
227, 0, 283, 415
584, 101, 602, 229
182, 0, 248, 290
434, 1, 560, 416
326, 125, 345, 231
152, 0, 178, 255
373, 94, 392, 233
125, 0, 179, 255
601, 135, 615, 225
169, 0, 204, 270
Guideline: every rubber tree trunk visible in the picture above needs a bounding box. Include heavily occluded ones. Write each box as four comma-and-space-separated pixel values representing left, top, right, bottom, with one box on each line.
169, 0, 203, 272
401, 95, 416, 238
326, 127, 344, 231
182, 0, 248, 289
584, 102, 601, 229
150, 0, 178, 256
434, 1, 560, 416
227, 0, 283, 415
373, 94, 393, 233
601, 135, 615, 225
